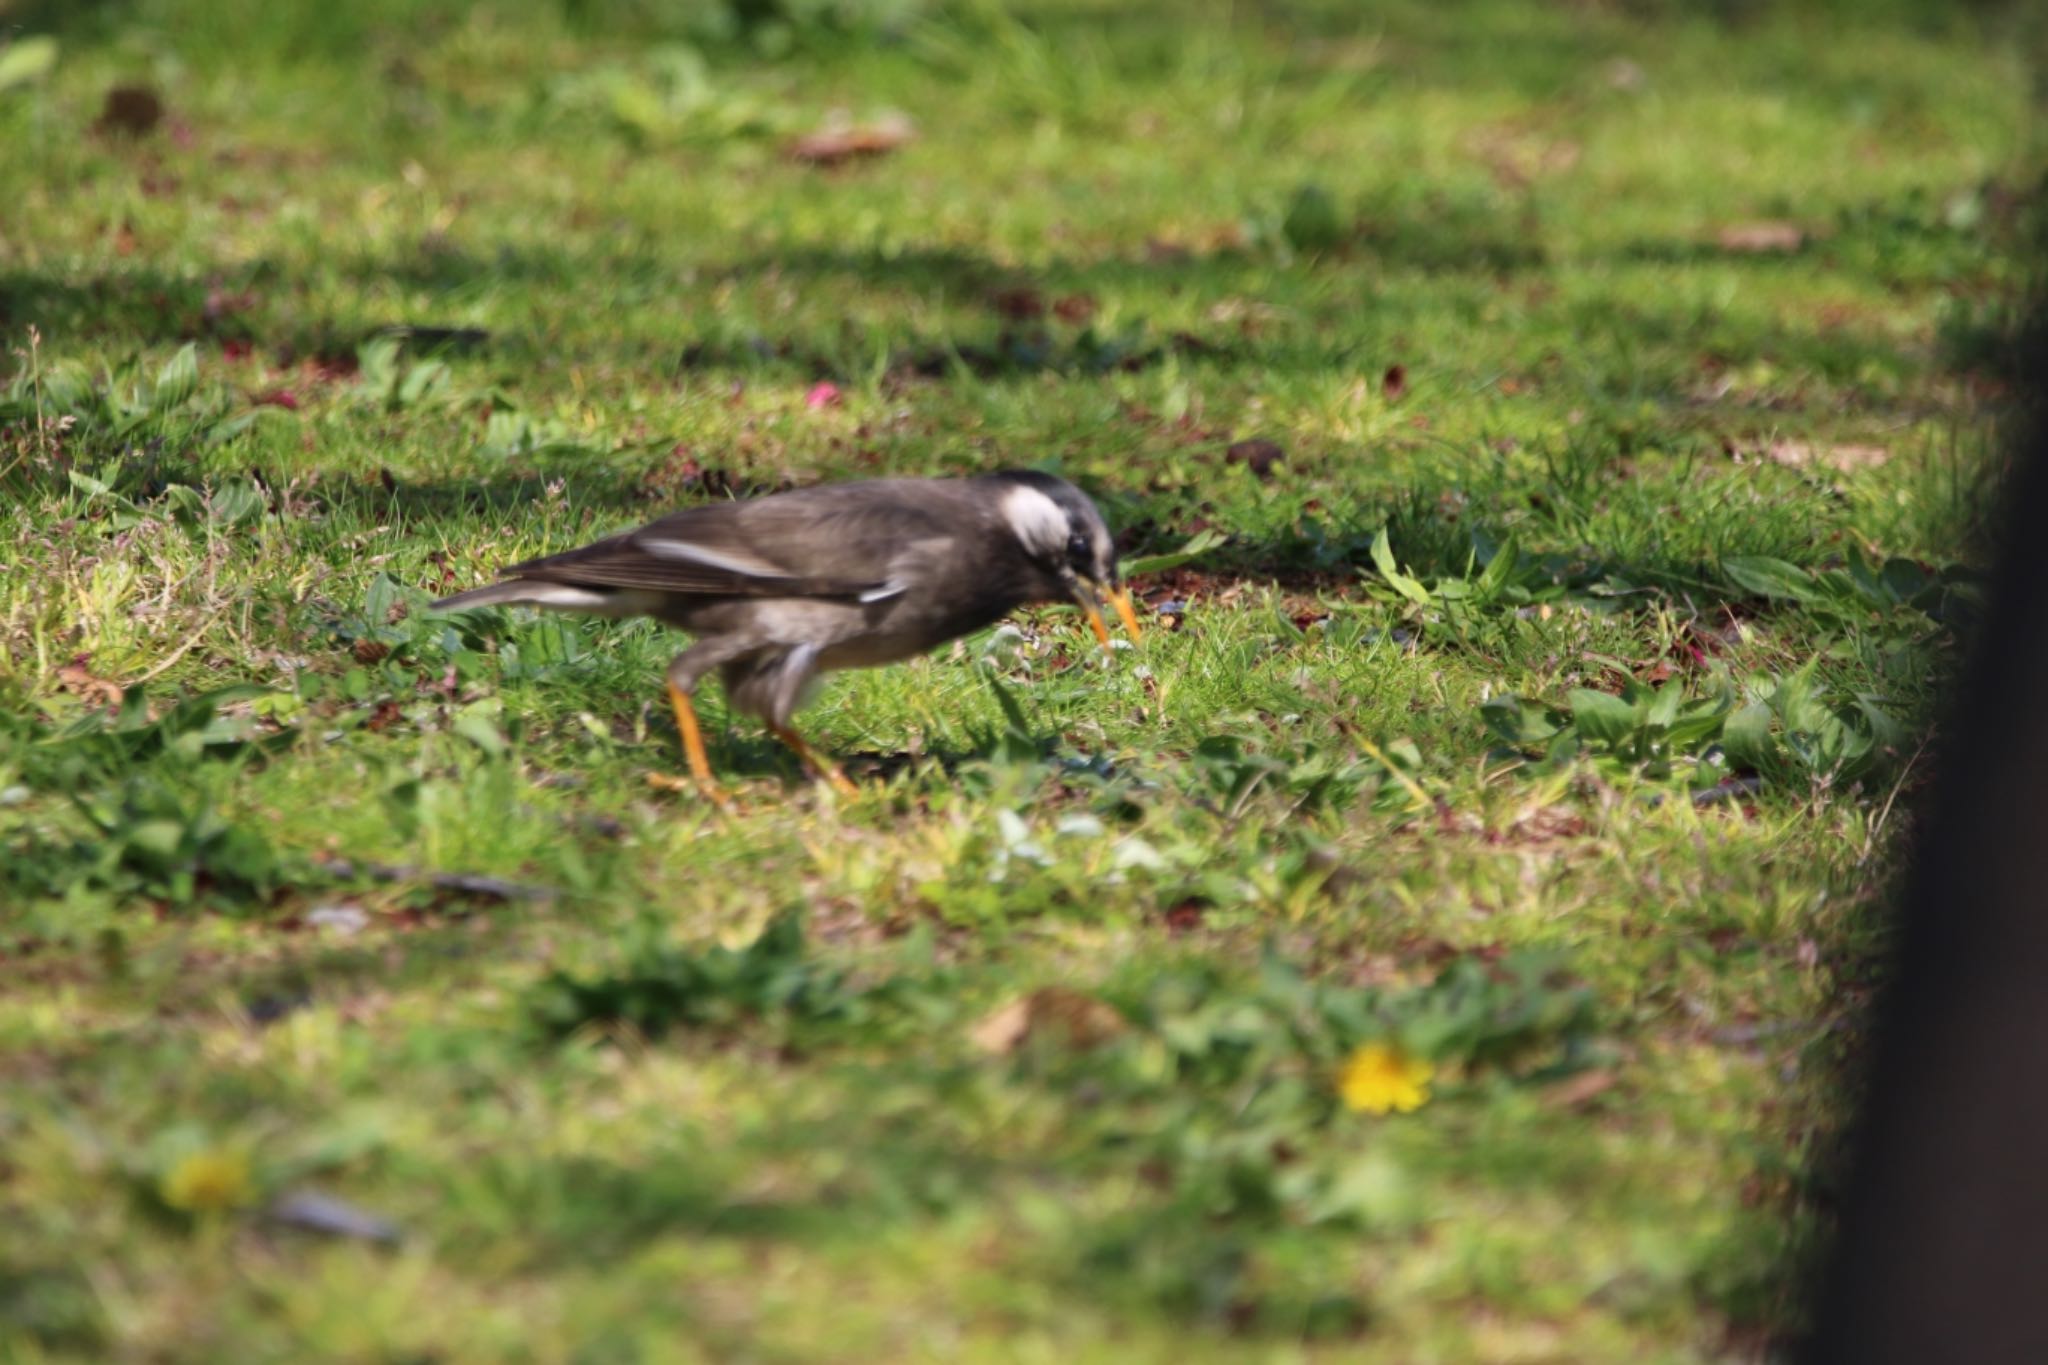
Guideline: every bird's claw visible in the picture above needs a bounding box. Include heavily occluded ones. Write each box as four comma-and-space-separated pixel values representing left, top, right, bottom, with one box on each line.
645, 770, 737, 813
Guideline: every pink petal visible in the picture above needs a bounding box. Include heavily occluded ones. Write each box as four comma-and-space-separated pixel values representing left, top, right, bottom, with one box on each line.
805, 382, 842, 410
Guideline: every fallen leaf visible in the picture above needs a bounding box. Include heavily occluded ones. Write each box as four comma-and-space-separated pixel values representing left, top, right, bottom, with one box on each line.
1382, 363, 1408, 401
1604, 58, 1646, 91
1765, 440, 1887, 472
804, 381, 843, 410
971, 987, 1126, 1055
253, 388, 300, 410
1052, 293, 1097, 324
55, 654, 123, 708
1224, 438, 1284, 481
788, 113, 913, 166
306, 904, 369, 935
269, 1189, 401, 1244
1541, 1068, 1619, 1110
1715, 221, 1804, 253
1508, 804, 1587, 843
989, 285, 1044, 320
969, 998, 1031, 1055
95, 83, 164, 138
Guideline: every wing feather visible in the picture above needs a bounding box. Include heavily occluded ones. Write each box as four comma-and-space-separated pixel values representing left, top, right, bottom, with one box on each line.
496, 482, 971, 601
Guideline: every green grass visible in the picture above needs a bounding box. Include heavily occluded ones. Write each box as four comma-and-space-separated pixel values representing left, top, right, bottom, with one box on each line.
0, 0, 2038, 1358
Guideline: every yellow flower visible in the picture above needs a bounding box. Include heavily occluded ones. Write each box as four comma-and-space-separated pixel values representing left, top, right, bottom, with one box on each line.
1338, 1042, 1434, 1114
160, 1148, 254, 1214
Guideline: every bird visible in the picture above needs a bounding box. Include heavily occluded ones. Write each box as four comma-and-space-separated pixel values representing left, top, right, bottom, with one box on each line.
430, 469, 1143, 802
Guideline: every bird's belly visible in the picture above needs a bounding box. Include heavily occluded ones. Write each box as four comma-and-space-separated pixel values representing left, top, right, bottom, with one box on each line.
818, 595, 1017, 671
816, 628, 936, 670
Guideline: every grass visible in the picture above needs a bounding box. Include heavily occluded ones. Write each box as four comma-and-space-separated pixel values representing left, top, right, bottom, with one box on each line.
0, 0, 2039, 1358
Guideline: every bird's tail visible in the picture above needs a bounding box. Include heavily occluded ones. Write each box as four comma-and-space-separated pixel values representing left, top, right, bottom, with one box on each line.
431, 579, 624, 613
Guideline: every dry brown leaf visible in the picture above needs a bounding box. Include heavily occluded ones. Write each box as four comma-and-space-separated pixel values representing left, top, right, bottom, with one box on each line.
1541, 1068, 1619, 1110
971, 987, 1126, 1056
1765, 440, 1888, 473
95, 84, 164, 138
1715, 221, 1804, 253
1224, 438, 1284, 481
788, 113, 914, 167
1509, 804, 1588, 843
969, 998, 1032, 1055
55, 654, 123, 708
988, 285, 1044, 320
1382, 363, 1408, 401
1052, 293, 1097, 325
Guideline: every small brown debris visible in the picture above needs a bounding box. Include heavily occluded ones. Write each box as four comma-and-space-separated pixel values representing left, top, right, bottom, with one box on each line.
1052, 293, 1097, 324
352, 639, 391, 665
96, 84, 164, 138
970, 986, 1127, 1055
1382, 363, 1408, 401
989, 285, 1044, 320
1541, 1068, 1619, 1110
55, 655, 124, 709
788, 113, 913, 167
1715, 221, 1805, 253
1224, 438, 1285, 481
1764, 440, 1888, 473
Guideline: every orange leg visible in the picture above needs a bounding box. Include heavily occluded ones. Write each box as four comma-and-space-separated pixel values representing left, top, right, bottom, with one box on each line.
649, 682, 732, 808
1080, 602, 1114, 648
1107, 587, 1144, 642
769, 722, 860, 797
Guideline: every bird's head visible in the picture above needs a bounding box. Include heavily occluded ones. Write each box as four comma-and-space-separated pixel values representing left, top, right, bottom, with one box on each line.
985, 470, 1143, 647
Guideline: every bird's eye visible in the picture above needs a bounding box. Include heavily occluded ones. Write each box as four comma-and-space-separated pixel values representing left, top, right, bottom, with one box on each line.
1066, 533, 1090, 567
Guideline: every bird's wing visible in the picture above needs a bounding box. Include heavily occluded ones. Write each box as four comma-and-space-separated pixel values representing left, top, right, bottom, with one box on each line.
500, 483, 965, 600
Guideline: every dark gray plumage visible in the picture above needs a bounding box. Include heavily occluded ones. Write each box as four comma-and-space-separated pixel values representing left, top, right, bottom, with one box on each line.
432, 470, 1139, 797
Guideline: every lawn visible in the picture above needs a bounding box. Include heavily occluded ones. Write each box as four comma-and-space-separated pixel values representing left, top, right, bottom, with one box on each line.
0, 0, 2039, 1359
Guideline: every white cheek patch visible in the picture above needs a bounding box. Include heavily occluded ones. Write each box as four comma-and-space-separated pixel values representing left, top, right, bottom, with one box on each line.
1000, 484, 1070, 557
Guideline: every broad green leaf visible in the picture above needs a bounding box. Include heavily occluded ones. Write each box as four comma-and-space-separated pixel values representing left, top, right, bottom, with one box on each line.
1121, 527, 1226, 578
397, 359, 449, 408
150, 344, 200, 412
1568, 689, 1639, 747
208, 480, 266, 526
1721, 555, 1815, 602
0, 36, 58, 93
1370, 528, 1432, 606
1474, 535, 1520, 601
452, 707, 508, 758
1644, 683, 1682, 729
1721, 702, 1776, 774
1479, 696, 1562, 746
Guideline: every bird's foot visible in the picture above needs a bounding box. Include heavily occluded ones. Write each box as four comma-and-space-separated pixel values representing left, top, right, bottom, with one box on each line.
769, 723, 862, 798
645, 770, 737, 812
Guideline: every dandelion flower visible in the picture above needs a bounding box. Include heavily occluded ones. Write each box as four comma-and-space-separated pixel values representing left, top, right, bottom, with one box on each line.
161, 1149, 254, 1214
1339, 1042, 1434, 1114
